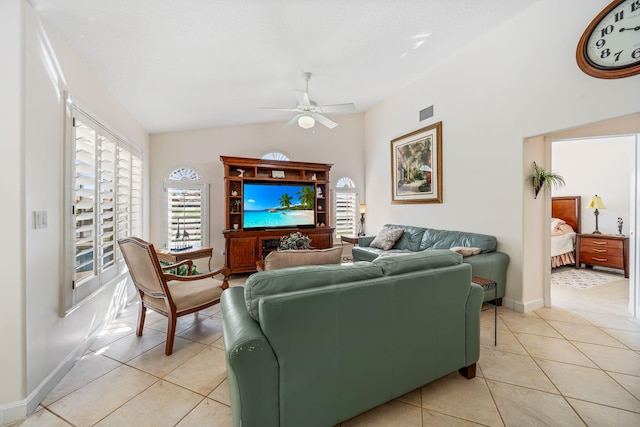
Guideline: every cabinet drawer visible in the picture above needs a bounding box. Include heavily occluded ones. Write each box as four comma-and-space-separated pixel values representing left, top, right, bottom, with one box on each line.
579, 253, 624, 269
580, 245, 623, 257
580, 237, 623, 251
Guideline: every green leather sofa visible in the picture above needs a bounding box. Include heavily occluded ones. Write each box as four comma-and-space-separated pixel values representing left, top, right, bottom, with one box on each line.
221, 250, 483, 427
352, 224, 509, 304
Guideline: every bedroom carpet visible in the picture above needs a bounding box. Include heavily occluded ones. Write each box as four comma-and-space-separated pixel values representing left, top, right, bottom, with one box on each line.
551, 266, 625, 290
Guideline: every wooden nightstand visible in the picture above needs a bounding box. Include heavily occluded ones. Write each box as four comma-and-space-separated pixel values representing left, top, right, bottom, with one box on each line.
575, 234, 629, 278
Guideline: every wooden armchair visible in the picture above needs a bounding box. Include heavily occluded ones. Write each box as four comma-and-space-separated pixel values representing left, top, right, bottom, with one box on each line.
118, 237, 229, 355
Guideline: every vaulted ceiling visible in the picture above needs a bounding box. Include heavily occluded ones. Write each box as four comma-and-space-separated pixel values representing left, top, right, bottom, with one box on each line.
30, 0, 538, 134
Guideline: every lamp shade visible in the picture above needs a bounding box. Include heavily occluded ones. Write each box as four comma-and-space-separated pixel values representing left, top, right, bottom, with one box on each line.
359, 203, 367, 214
586, 195, 606, 210
298, 115, 315, 129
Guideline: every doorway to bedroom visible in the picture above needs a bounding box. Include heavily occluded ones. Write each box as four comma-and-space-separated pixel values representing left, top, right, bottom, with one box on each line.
550, 135, 633, 316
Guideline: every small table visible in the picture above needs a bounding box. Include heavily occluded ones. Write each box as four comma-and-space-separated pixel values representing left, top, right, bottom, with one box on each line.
472, 276, 497, 346
156, 246, 213, 271
340, 235, 363, 262
340, 235, 360, 245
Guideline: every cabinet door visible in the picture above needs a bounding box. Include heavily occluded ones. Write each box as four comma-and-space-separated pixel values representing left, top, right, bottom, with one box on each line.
309, 232, 331, 249
228, 237, 257, 270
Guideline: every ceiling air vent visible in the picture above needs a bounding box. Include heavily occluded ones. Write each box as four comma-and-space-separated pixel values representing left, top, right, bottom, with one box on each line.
419, 105, 434, 122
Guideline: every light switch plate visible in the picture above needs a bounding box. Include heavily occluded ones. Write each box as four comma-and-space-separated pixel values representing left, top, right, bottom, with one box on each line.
34, 210, 48, 229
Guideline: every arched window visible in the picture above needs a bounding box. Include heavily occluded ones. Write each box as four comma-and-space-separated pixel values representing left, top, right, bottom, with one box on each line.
334, 177, 358, 236
165, 167, 209, 248
261, 151, 290, 161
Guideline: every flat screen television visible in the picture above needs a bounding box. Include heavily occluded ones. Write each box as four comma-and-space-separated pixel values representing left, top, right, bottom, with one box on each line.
243, 182, 316, 230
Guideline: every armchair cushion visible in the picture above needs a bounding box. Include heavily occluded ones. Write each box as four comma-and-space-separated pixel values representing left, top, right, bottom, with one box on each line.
165, 278, 225, 311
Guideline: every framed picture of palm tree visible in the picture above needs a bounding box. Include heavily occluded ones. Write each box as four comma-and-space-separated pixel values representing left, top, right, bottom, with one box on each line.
391, 121, 442, 204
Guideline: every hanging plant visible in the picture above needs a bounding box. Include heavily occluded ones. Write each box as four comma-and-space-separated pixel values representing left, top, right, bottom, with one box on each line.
530, 162, 565, 199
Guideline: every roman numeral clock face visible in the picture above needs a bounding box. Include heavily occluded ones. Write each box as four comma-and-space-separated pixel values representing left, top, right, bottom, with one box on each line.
577, 0, 640, 78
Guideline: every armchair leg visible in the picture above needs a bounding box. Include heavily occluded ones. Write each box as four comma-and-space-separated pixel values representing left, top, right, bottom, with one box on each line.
459, 363, 476, 379
137, 304, 146, 337
221, 268, 230, 290
165, 315, 178, 355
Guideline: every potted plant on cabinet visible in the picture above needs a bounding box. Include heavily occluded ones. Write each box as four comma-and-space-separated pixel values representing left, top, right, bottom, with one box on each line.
530, 162, 565, 199
279, 232, 313, 250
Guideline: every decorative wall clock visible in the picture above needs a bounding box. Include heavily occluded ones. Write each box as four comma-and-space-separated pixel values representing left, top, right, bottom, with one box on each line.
576, 0, 640, 79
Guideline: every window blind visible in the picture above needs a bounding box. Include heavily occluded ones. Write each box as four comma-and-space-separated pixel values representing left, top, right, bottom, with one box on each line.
70, 105, 143, 293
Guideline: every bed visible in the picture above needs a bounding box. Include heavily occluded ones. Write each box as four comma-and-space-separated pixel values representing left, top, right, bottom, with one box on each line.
551, 196, 581, 268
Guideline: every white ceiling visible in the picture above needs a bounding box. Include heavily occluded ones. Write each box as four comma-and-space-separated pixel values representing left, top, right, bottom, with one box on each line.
30, 0, 538, 134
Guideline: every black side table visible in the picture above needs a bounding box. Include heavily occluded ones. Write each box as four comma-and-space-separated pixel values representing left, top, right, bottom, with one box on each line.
472, 276, 497, 346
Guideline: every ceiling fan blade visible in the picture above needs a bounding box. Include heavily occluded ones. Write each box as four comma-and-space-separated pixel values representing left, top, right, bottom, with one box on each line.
284, 114, 304, 128
259, 107, 300, 112
313, 113, 338, 129
294, 89, 311, 106
318, 103, 355, 113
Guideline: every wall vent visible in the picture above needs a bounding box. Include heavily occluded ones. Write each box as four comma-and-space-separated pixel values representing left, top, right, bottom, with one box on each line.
419, 105, 434, 121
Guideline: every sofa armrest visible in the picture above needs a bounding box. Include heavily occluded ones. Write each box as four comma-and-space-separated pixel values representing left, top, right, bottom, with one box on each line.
221, 287, 279, 427
465, 283, 483, 366
358, 235, 376, 247
463, 251, 509, 302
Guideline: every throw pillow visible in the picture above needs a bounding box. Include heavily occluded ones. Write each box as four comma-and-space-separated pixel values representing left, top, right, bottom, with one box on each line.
551, 218, 566, 232
370, 227, 404, 250
450, 246, 481, 256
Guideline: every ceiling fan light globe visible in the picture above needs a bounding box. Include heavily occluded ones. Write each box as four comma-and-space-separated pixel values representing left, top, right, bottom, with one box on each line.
298, 115, 315, 129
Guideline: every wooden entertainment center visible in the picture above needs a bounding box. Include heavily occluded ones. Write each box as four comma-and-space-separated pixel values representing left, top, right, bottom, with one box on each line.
221, 156, 334, 274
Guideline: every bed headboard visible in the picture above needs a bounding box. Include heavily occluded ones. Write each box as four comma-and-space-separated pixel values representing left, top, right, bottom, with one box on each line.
552, 196, 581, 233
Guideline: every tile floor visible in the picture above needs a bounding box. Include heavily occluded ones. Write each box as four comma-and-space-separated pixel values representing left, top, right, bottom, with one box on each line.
12, 274, 640, 427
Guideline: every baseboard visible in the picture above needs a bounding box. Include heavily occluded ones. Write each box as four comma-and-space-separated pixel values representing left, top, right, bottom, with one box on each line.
501, 297, 517, 311
0, 399, 26, 426
514, 298, 545, 313
0, 336, 94, 425
0, 279, 136, 425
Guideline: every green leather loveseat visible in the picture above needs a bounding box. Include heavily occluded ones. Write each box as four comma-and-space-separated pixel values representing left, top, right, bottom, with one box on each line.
352, 224, 509, 304
221, 250, 483, 427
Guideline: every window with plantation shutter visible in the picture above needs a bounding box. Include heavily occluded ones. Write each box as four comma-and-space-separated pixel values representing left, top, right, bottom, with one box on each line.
73, 118, 97, 285
261, 151, 289, 161
334, 177, 358, 236
165, 168, 208, 249
98, 135, 116, 274
66, 98, 143, 310
130, 154, 143, 238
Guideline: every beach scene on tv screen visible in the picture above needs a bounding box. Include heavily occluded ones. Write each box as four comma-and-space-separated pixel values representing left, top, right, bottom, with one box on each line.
244, 184, 315, 228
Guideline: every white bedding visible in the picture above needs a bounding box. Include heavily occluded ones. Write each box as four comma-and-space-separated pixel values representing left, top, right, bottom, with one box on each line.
551, 232, 575, 257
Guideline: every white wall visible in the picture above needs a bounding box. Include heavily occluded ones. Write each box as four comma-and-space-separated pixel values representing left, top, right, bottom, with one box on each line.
0, 2, 150, 422
149, 114, 365, 267
553, 136, 632, 235
363, 0, 640, 311
0, 0, 27, 420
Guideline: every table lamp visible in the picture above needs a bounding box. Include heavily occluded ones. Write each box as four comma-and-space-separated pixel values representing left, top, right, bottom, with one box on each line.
586, 195, 606, 234
358, 204, 367, 236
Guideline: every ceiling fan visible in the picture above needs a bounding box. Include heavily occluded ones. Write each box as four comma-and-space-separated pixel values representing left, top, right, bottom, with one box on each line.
260, 72, 355, 129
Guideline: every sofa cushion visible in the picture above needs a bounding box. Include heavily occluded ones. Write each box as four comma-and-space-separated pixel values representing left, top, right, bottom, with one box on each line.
372, 249, 462, 276
262, 247, 342, 271
244, 262, 384, 321
370, 227, 404, 250
419, 228, 497, 253
382, 224, 425, 251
